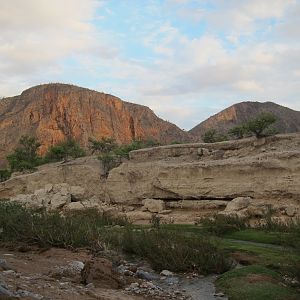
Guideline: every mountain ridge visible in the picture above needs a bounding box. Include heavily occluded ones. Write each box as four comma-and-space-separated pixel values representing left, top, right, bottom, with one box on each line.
0, 83, 191, 160
189, 101, 300, 139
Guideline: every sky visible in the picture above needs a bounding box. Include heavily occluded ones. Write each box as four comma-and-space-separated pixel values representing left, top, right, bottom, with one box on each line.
0, 0, 299, 130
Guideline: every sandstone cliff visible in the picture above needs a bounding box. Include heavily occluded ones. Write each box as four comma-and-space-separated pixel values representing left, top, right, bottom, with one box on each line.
1, 133, 299, 223
0, 83, 191, 159
189, 101, 300, 140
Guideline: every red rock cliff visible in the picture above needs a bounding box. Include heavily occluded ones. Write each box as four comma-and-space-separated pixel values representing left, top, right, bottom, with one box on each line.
0, 84, 191, 158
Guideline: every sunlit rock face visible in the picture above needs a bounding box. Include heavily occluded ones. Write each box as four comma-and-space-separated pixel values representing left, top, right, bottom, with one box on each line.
0, 83, 191, 159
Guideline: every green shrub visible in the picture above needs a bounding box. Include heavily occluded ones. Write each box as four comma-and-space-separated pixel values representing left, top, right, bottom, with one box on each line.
0, 169, 11, 182
202, 129, 228, 143
6, 136, 42, 171
200, 214, 250, 235
115, 228, 230, 274
45, 139, 86, 162
243, 112, 277, 138
0, 201, 128, 249
96, 138, 160, 175
228, 125, 248, 139
88, 137, 117, 154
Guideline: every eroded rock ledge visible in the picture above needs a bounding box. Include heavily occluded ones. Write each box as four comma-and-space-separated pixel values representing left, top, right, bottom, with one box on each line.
1, 133, 300, 223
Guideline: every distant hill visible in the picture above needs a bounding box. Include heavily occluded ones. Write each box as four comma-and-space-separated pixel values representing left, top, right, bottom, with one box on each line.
0, 83, 192, 159
189, 101, 300, 140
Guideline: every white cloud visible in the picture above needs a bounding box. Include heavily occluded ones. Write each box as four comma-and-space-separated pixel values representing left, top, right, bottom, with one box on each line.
0, 0, 299, 130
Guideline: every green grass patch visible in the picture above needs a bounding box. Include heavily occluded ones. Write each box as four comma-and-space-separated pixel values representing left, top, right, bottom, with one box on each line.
217, 265, 299, 300
223, 229, 286, 245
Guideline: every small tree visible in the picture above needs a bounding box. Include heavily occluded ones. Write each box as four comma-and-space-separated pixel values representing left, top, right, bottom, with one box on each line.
202, 129, 228, 143
45, 139, 86, 162
228, 125, 247, 139
245, 112, 277, 138
0, 169, 11, 182
88, 137, 117, 154
7, 136, 41, 171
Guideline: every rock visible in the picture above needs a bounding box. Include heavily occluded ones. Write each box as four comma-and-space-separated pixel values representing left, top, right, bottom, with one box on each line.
214, 292, 225, 297
0, 285, 13, 296
53, 183, 70, 196
224, 197, 251, 212
50, 193, 71, 209
64, 202, 84, 211
136, 270, 156, 281
44, 183, 53, 193
160, 270, 173, 277
0, 258, 12, 271
69, 261, 85, 272
142, 199, 166, 213
125, 211, 153, 222
70, 186, 86, 201
159, 210, 172, 215
286, 206, 297, 217
81, 258, 123, 289
246, 205, 267, 217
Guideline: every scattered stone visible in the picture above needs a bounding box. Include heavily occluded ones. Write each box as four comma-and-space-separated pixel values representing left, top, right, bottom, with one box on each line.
136, 269, 156, 281
0, 258, 12, 271
142, 199, 166, 213
70, 186, 86, 201
285, 206, 297, 217
160, 270, 173, 277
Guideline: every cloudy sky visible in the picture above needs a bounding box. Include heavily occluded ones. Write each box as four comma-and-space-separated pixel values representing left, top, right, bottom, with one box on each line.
0, 0, 299, 129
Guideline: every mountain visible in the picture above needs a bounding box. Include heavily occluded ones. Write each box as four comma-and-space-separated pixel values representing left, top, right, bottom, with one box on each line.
0, 83, 191, 159
189, 101, 300, 140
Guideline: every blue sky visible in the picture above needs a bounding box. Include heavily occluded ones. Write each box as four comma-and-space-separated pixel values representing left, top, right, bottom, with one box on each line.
0, 0, 300, 129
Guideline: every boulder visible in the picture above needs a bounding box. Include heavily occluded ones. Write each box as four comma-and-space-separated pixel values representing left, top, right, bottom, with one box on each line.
285, 206, 297, 217
224, 197, 251, 212
50, 194, 71, 210
81, 258, 123, 289
70, 186, 86, 201
142, 199, 166, 213
64, 202, 84, 211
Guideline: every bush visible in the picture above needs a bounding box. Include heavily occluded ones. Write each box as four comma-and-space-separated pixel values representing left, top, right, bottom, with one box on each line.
6, 136, 42, 171
202, 129, 228, 143
0, 169, 11, 182
88, 137, 117, 154
0, 201, 128, 249
97, 138, 160, 176
98, 153, 120, 176
228, 125, 248, 139
200, 214, 250, 235
45, 139, 86, 162
115, 228, 230, 274
245, 112, 277, 138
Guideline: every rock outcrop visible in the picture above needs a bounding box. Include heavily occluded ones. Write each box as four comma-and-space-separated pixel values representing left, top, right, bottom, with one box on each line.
189, 101, 300, 140
0, 83, 191, 160
1, 133, 300, 223
0, 156, 106, 200
106, 133, 300, 222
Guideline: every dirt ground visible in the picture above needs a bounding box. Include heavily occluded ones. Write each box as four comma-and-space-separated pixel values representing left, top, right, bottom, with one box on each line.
0, 246, 146, 300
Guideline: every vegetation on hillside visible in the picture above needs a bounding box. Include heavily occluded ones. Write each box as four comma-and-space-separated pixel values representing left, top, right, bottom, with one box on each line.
44, 138, 86, 162
202, 129, 228, 143
6, 135, 42, 171
93, 138, 160, 176
203, 112, 278, 143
